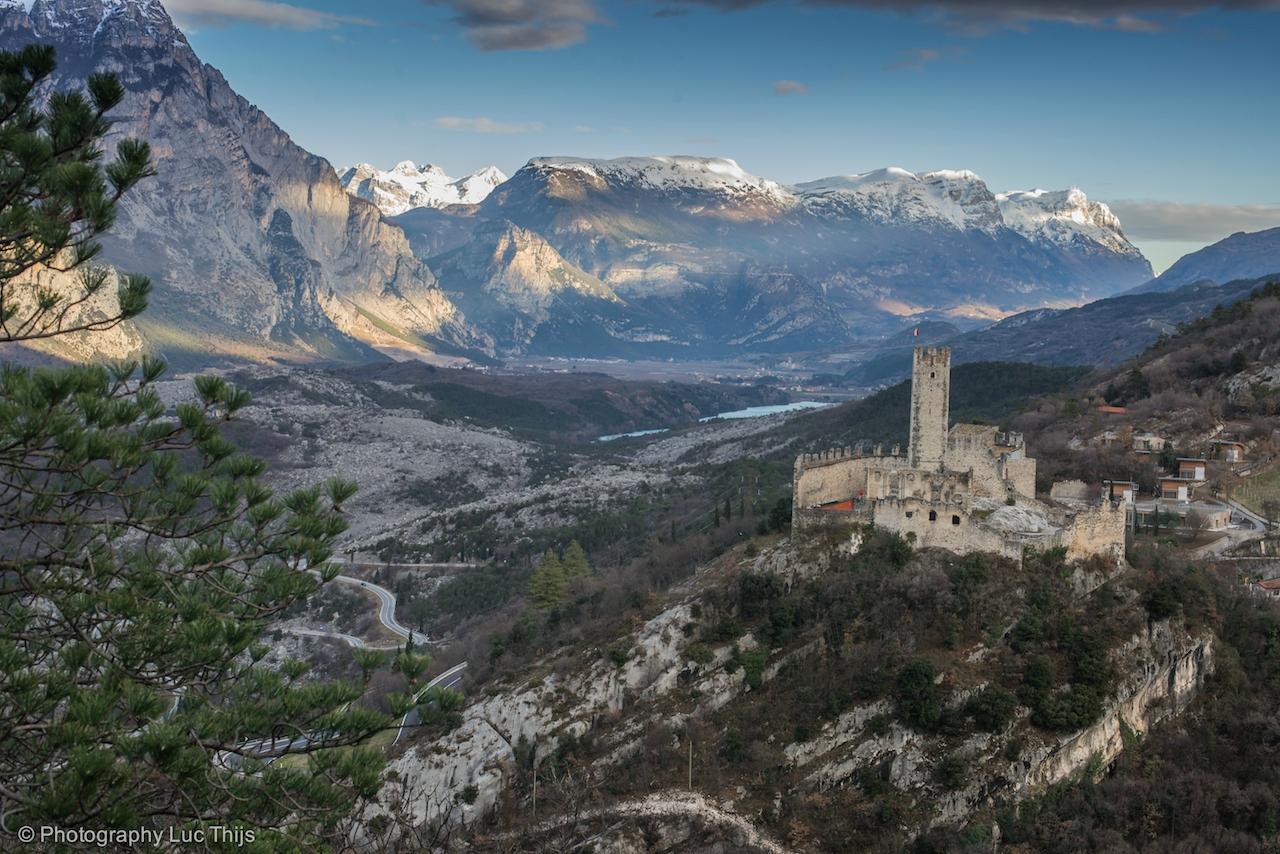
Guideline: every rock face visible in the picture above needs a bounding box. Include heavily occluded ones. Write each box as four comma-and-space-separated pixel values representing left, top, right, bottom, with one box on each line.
396, 157, 1153, 358
0, 0, 485, 364
427, 221, 657, 356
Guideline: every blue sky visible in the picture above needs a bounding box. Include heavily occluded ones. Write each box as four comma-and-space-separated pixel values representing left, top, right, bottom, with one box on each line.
177, 0, 1280, 272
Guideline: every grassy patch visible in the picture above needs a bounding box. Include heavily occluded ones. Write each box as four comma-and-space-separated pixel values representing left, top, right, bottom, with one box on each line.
1229, 460, 1280, 516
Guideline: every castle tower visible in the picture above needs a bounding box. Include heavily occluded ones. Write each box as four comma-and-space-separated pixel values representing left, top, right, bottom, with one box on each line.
908, 346, 950, 470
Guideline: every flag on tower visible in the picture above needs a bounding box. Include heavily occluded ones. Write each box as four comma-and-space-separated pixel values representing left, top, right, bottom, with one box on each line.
913, 326, 920, 337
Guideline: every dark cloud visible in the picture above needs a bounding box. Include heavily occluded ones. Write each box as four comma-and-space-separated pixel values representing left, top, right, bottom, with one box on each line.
425, 0, 1277, 50
663, 0, 1280, 34
422, 0, 599, 50
1107, 200, 1280, 241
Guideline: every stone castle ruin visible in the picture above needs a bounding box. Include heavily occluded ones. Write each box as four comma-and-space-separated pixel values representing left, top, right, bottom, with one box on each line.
793, 346, 1125, 563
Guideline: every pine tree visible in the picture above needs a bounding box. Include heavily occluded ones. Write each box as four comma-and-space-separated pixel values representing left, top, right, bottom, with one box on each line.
528, 550, 567, 609
0, 46, 390, 842
562, 540, 591, 579
724, 495, 732, 521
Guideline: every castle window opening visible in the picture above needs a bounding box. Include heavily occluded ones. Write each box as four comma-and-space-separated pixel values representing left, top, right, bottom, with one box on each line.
951, 515, 960, 525
928, 510, 937, 522
905, 511, 914, 519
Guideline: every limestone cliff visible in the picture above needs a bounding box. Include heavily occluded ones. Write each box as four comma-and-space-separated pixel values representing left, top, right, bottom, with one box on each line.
0, 0, 488, 364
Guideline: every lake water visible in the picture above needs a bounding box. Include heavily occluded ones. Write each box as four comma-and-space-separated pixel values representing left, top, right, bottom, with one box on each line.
698, 401, 833, 421
596, 400, 832, 442
596, 428, 671, 443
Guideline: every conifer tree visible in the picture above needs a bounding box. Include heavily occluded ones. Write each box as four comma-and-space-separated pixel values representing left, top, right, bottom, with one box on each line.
0, 46, 393, 843
528, 550, 567, 609
562, 540, 591, 579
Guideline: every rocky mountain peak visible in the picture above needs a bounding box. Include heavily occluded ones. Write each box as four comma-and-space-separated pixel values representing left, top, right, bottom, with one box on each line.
28, 0, 183, 48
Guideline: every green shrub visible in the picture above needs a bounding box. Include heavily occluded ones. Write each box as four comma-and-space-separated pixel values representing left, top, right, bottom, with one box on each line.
740, 648, 769, 690
894, 660, 942, 731
685, 643, 715, 665
968, 685, 1018, 732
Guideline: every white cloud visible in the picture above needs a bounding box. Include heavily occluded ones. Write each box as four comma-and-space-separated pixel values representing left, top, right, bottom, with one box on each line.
773, 79, 809, 95
1107, 200, 1280, 241
164, 0, 371, 29
435, 116, 545, 134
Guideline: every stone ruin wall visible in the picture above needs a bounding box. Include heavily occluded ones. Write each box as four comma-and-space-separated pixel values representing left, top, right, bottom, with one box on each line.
1004, 457, 1037, 499
1058, 499, 1128, 563
873, 496, 1022, 560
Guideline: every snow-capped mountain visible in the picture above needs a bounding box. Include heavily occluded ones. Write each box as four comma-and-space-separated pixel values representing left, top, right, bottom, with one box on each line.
338, 161, 506, 217
1, 0, 1157, 363
996, 188, 1137, 257
795, 167, 1003, 231
528, 156, 795, 211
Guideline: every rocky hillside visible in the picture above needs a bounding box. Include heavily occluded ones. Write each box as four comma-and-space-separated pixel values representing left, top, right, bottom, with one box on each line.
370, 533, 1216, 851
393, 158, 1153, 358
1128, 225, 1280, 294
0, 0, 486, 365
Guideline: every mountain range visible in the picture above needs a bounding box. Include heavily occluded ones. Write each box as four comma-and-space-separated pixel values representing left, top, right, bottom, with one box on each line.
394, 157, 1153, 356
0, 0, 1171, 365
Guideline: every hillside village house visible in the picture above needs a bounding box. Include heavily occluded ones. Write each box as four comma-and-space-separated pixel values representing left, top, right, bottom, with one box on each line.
1131, 433, 1167, 455
1177, 458, 1208, 481
1104, 480, 1138, 503
1212, 438, 1247, 463
1159, 476, 1192, 502
1134, 500, 1231, 532
1252, 578, 1280, 599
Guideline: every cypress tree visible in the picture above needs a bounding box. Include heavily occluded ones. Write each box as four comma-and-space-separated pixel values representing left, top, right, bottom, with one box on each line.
529, 550, 567, 609
562, 540, 591, 579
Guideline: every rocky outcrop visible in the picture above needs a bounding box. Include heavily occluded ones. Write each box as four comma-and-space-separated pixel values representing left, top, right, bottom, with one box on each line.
790, 618, 1214, 829
0, 0, 486, 363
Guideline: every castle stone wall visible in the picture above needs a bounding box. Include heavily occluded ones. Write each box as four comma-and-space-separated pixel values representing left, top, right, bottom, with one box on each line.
793, 450, 906, 510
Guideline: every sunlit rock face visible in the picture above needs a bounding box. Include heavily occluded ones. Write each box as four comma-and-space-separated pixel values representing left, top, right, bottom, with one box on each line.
0, 0, 487, 363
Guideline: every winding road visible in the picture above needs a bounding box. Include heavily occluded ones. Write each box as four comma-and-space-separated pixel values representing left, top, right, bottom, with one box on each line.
283, 571, 422, 649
